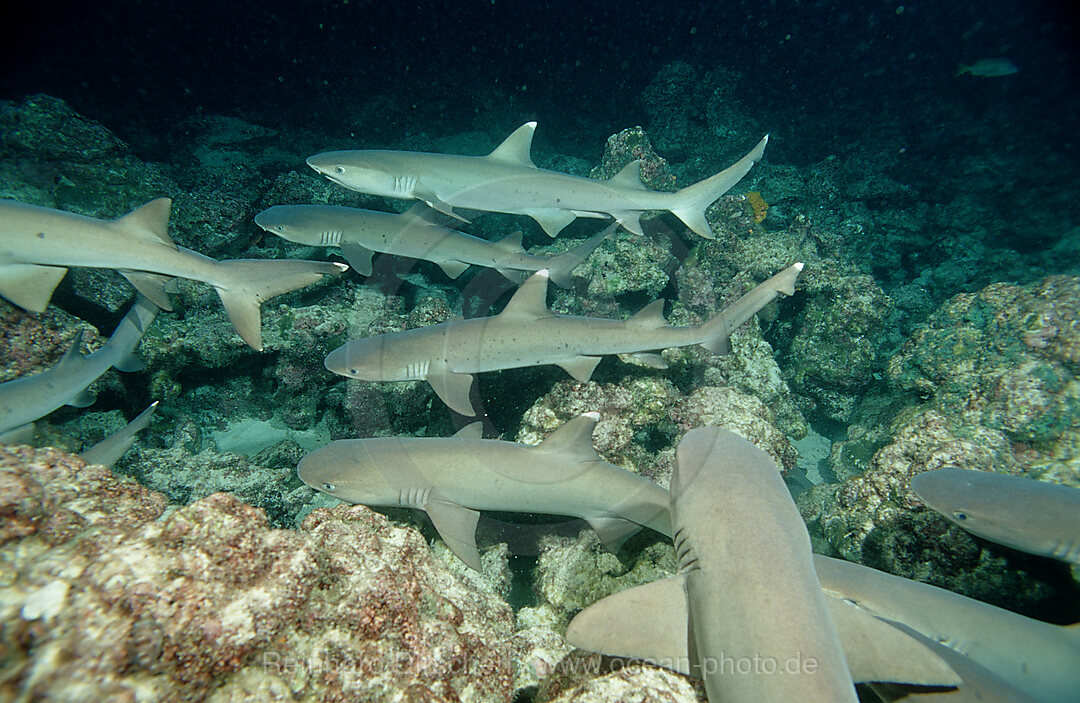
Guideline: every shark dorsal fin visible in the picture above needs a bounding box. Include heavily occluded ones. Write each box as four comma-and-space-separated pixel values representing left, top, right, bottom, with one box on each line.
57, 330, 87, 368
486, 122, 537, 167
610, 160, 648, 190
453, 421, 485, 440
112, 198, 176, 248
498, 269, 551, 321
626, 299, 668, 329
533, 412, 602, 462
494, 231, 525, 254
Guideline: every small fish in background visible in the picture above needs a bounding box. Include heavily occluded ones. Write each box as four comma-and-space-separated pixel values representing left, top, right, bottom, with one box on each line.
956, 58, 1019, 77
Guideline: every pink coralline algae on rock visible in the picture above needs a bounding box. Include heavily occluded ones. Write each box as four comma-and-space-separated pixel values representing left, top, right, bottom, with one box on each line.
0, 445, 515, 702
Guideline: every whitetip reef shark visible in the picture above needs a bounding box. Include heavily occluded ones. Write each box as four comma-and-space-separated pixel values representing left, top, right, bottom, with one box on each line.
911, 467, 1080, 565
78, 402, 158, 468
324, 262, 803, 416
0, 198, 349, 350
570, 427, 860, 702
297, 413, 671, 571
0, 295, 157, 442
254, 202, 613, 285
306, 122, 767, 239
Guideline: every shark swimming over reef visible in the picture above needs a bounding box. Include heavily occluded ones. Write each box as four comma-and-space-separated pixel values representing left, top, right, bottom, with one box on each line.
325, 263, 803, 416
911, 468, 1080, 565
297, 412, 671, 571
815, 555, 1080, 703
78, 402, 158, 468
0, 295, 157, 442
569, 427, 859, 702
307, 122, 767, 239
0, 198, 348, 350
254, 203, 613, 285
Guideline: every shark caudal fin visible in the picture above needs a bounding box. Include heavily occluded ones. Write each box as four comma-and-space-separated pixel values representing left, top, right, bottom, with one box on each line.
699, 263, 802, 355
669, 136, 768, 239
207, 253, 348, 350
546, 223, 618, 288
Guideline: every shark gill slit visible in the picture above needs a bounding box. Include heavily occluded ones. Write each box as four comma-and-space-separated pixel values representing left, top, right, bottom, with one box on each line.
398, 486, 430, 508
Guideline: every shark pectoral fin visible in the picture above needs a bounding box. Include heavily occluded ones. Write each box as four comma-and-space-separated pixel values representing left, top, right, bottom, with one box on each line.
626, 352, 668, 369
339, 240, 375, 276
565, 573, 692, 676
586, 516, 642, 553
524, 208, 576, 238
0, 263, 69, 312
452, 421, 485, 439
426, 369, 477, 416
0, 424, 36, 445
68, 388, 96, 408
556, 355, 601, 382
487, 122, 538, 167
119, 271, 175, 311
425, 499, 483, 571
436, 259, 470, 279
416, 192, 469, 223
825, 596, 961, 687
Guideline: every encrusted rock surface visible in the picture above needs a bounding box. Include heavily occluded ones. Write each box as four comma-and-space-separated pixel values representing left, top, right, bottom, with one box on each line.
0, 445, 517, 702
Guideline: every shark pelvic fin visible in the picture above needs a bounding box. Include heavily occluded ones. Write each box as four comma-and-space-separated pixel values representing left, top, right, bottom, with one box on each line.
546, 223, 616, 288
339, 240, 374, 276
523, 208, 577, 238
609, 160, 648, 190
68, 388, 96, 408
416, 192, 469, 223
453, 421, 485, 440
533, 412, 602, 462
426, 368, 477, 416
112, 198, 175, 248
587, 516, 643, 553
0, 263, 69, 312
119, 271, 175, 310
425, 498, 482, 571
499, 269, 551, 321
565, 573, 693, 675
627, 352, 668, 369
486, 122, 537, 167
436, 259, 470, 279
556, 355, 602, 382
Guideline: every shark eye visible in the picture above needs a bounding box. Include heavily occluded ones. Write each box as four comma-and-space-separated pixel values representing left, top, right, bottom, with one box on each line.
952, 511, 968, 522
321, 482, 336, 492
349, 368, 359, 375
335, 166, 346, 174
275, 225, 285, 232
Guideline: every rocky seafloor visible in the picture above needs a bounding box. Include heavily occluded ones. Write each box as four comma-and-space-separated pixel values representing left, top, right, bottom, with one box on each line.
2, 60, 1079, 701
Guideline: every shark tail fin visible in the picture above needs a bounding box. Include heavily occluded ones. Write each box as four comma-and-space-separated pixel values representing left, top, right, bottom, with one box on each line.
669, 135, 768, 240
699, 263, 803, 355
211, 256, 349, 350
546, 223, 617, 288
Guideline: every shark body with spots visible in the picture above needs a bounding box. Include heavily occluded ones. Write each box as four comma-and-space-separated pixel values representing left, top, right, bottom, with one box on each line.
254, 203, 612, 285
325, 263, 803, 415
297, 413, 671, 571
0, 198, 348, 349
307, 122, 767, 239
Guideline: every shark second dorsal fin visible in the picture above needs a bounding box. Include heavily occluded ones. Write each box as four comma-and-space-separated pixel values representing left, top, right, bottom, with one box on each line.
566, 573, 693, 675
498, 269, 551, 321
626, 299, 668, 329
112, 198, 175, 248
425, 498, 483, 572
486, 122, 537, 167
494, 231, 525, 254
533, 412, 602, 462
587, 516, 643, 553
57, 330, 87, 368
453, 421, 485, 440
610, 160, 648, 190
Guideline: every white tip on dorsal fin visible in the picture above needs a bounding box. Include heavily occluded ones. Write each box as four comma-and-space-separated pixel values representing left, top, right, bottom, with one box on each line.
452, 421, 485, 440
533, 412, 602, 462
112, 198, 176, 248
627, 299, 668, 329
494, 231, 525, 254
486, 122, 537, 167
610, 159, 648, 190
498, 269, 551, 321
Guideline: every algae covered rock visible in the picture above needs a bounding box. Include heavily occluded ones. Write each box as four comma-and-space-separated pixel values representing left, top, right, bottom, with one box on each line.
0, 445, 516, 702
